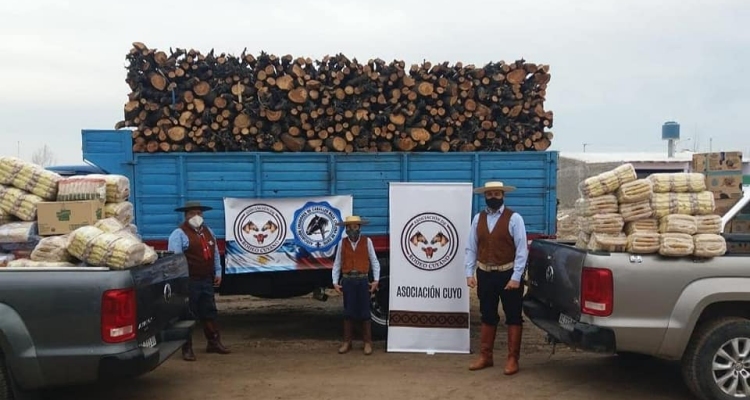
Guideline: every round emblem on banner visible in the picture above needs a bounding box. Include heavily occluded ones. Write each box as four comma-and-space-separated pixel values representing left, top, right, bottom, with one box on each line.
233, 203, 287, 255
400, 212, 459, 271
292, 201, 344, 252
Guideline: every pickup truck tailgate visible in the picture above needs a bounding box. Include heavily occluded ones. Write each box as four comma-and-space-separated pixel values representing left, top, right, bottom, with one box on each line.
526, 240, 586, 321
129, 254, 190, 346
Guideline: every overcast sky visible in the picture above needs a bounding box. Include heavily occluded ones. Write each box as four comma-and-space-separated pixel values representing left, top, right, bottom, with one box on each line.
1, 0, 748, 165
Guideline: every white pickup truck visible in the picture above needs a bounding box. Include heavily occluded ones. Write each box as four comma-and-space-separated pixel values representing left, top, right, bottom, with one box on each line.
523, 184, 750, 400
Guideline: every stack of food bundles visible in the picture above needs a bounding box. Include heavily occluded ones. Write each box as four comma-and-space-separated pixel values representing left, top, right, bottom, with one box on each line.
0, 156, 61, 259
575, 164, 726, 258
57, 174, 135, 228
0, 157, 155, 269
648, 173, 725, 257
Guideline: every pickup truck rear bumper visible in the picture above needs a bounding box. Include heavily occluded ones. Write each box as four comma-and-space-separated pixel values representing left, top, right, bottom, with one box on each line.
98, 320, 195, 380
523, 297, 616, 353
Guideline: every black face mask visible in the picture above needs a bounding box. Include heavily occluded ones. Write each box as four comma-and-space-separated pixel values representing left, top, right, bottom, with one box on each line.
486, 197, 504, 210
346, 228, 360, 240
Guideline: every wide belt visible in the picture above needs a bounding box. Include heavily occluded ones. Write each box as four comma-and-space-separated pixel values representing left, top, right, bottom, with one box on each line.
342, 270, 368, 279
477, 261, 514, 272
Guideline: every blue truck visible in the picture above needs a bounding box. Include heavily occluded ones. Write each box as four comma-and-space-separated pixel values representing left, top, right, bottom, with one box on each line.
50, 128, 559, 337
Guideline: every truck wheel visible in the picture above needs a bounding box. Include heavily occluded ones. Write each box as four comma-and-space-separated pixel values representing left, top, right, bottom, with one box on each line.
0, 352, 13, 400
682, 317, 750, 400
370, 275, 389, 341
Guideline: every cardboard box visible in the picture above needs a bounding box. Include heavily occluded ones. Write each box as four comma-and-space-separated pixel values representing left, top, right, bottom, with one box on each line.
727, 242, 750, 255
729, 220, 750, 233
715, 198, 741, 216
704, 171, 743, 199
37, 200, 104, 236
692, 151, 743, 172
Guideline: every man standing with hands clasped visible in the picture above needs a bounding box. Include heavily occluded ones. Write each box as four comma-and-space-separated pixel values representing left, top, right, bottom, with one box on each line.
332, 215, 381, 356
465, 181, 528, 375
168, 201, 231, 361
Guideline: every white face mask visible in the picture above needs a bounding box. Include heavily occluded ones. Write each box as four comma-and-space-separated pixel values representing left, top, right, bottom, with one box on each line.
188, 215, 204, 229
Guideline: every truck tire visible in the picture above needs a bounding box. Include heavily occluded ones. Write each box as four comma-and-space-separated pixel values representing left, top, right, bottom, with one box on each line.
0, 352, 13, 400
370, 275, 389, 341
682, 316, 750, 400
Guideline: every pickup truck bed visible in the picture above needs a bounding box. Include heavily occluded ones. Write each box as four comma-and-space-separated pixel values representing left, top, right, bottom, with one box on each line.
0, 253, 194, 399
523, 233, 750, 400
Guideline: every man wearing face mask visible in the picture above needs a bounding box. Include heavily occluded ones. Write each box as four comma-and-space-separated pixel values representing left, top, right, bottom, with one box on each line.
331, 215, 380, 355
168, 201, 231, 361
465, 181, 528, 375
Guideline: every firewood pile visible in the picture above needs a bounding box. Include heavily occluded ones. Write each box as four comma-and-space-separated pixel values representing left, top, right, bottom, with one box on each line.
118, 42, 554, 153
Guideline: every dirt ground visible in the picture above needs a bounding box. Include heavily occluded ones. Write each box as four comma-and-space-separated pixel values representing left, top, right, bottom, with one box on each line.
44, 287, 697, 400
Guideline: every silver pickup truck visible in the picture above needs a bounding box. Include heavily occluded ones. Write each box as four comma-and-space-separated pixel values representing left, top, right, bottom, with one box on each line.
0, 253, 194, 400
523, 185, 750, 400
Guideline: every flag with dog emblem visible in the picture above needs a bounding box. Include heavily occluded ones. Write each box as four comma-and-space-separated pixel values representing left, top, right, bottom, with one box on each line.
224, 195, 353, 274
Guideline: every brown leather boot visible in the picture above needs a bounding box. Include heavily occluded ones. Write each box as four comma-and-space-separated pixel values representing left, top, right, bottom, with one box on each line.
182, 335, 196, 361
469, 323, 496, 371
362, 320, 373, 355
338, 320, 353, 354
504, 325, 522, 375
203, 320, 231, 354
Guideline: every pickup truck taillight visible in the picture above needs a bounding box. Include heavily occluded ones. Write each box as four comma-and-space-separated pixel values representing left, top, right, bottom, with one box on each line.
581, 267, 613, 317
101, 288, 137, 343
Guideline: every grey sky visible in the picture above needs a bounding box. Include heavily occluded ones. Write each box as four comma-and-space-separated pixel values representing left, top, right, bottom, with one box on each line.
1, 0, 748, 165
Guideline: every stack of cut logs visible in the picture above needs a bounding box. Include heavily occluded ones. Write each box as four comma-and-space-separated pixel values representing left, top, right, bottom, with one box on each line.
119, 42, 554, 153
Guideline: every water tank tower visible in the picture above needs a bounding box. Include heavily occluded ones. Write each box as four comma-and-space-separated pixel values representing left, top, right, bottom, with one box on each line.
662, 121, 680, 157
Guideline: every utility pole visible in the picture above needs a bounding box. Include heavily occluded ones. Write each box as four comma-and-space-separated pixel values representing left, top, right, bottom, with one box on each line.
583, 143, 591, 153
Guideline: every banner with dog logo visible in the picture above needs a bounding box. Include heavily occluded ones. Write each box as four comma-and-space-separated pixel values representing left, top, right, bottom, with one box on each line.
387, 182, 473, 354
223, 195, 353, 274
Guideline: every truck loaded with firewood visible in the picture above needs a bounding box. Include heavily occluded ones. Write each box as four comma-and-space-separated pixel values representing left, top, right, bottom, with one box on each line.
51, 42, 559, 338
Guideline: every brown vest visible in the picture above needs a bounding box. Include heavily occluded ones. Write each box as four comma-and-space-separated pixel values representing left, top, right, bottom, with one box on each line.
179, 222, 216, 279
341, 236, 370, 274
476, 208, 517, 266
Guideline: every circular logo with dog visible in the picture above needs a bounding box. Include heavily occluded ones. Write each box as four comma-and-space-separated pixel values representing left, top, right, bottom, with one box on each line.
292, 201, 344, 252
400, 212, 459, 271
233, 203, 287, 255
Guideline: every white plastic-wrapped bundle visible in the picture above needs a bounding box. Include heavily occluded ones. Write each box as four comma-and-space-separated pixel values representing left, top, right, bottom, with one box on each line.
615, 179, 653, 204
86, 174, 130, 203
651, 191, 715, 218
659, 233, 695, 257
0, 156, 62, 200
619, 200, 654, 222
578, 163, 637, 198
30, 235, 74, 262
575, 231, 591, 249
624, 219, 658, 234
658, 215, 698, 235
0, 221, 37, 243
648, 172, 706, 193
0, 208, 13, 224
0, 185, 44, 221
7, 259, 76, 268
693, 234, 727, 257
67, 225, 148, 269
574, 194, 619, 217
57, 176, 107, 202
105, 202, 134, 225
588, 232, 627, 252
695, 215, 722, 235
626, 232, 661, 254
578, 213, 625, 234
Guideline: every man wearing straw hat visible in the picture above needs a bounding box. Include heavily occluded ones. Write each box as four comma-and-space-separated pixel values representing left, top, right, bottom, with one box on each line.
332, 215, 381, 355
465, 182, 528, 375
168, 200, 231, 361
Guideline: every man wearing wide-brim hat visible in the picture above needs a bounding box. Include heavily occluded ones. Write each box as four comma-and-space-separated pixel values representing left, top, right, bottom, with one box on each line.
465, 181, 528, 375
331, 215, 381, 355
168, 200, 230, 361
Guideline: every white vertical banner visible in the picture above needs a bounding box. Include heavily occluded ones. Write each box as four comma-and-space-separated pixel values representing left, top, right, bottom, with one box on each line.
387, 182, 473, 354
